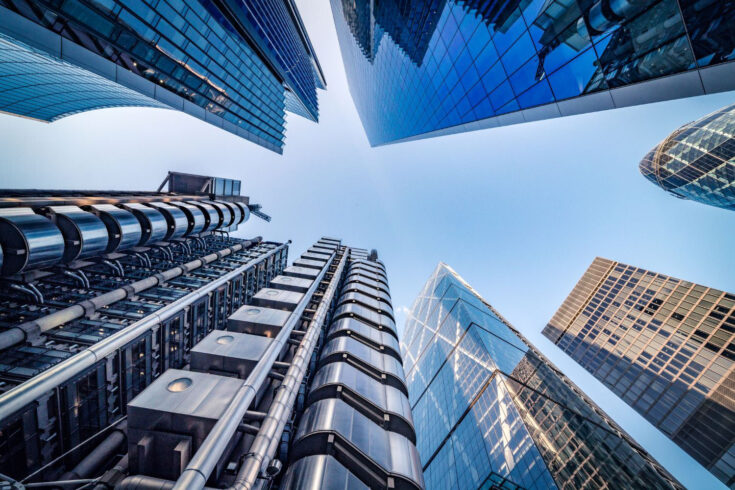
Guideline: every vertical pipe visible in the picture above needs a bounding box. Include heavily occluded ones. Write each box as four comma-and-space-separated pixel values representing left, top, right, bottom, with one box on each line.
231, 250, 347, 489
172, 249, 337, 490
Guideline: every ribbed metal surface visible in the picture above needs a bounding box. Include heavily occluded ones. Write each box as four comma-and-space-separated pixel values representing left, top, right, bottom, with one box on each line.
0, 198, 247, 276
284, 251, 424, 490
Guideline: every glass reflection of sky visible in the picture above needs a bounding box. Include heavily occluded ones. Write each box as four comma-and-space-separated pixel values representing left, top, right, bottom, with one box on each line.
402, 263, 684, 489
332, 0, 733, 145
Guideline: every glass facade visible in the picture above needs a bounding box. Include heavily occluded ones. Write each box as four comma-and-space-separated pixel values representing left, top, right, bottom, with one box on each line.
640, 103, 735, 211
0, 0, 324, 153
544, 258, 735, 488
0, 33, 167, 120
402, 262, 683, 489
331, 0, 735, 146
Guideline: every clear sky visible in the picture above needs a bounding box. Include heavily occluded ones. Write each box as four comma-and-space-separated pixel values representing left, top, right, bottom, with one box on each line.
2, 2, 735, 488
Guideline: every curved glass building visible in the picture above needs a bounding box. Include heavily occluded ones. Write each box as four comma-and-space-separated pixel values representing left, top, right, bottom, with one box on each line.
331, 0, 735, 146
0, 0, 325, 153
640, 103, 735, 211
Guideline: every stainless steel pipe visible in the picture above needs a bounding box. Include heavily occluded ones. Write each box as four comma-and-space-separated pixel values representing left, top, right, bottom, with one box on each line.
231, 250, 347, 490
116, 475, 219, 490
60, 422, 127, 481
0, 238, 261, 351
172, 249, 336, 490
0, 240, 288, 419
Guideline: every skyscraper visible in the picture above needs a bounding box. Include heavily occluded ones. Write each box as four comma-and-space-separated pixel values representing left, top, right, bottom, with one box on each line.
640, 103, 735, 211
0, 0, 325, 153
402, 262, 683, 489
331, 0, 735, 146
0, 175, 422, 490
544, 258, 735, 488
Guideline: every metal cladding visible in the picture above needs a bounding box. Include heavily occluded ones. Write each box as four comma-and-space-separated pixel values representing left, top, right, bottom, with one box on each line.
0, 178, 273, 483
0, 207, 64, 275
227, 305, 292, 338
269, 275, 314, 293
120, 203, 168, 246
284, 251, 424, 490
228, 201, 243, 227
190, 330, 274, 379
87, 204, 142, 253
283, 265, 321, 280
169, 201, 206, 235
0, 235, 288, 481
203, 200, 232, 229
0, 234, 424, 489
43, 205, 109, 262
280, 455, 369, 489
0, 197, 247, 277
127, 369, 244, 481
327, 317, 401, 359
187, 201, 220, 233
251, 288, 305, 311
146, 202, 189, 240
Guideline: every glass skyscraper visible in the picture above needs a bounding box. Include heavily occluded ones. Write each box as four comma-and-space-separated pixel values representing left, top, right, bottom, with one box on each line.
331, 0, 735, 146
0, 0, 325, 153
640, 103, 735, 211
402, 263, 683, 489
544, 257, 735, 488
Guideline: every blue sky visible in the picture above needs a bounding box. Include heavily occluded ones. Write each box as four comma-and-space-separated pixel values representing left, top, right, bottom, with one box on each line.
2, 2, 735, 488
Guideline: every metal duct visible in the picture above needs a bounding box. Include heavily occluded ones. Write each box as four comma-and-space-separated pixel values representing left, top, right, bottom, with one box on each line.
61, 421, 127, 481
146, 202, 188, 240
0, 207, 64, 275
0, 239, 284, 417
186, 201, 220, 232
169, 201, 206, 235
87, 204, 142, 253
42, 205, 109, 262
120, 203, 168, 246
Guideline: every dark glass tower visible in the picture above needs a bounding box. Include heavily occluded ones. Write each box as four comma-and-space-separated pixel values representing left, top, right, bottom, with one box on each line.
640, 103, 735, 211
402, 263, 683, 489
0, 207, 422, 490
0, 0, 325, 153
544, 257, 735, 488
331, 0, 735, 146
